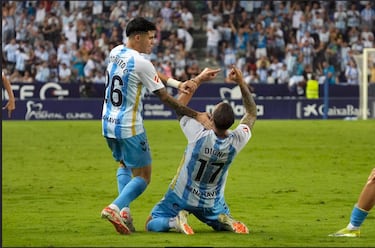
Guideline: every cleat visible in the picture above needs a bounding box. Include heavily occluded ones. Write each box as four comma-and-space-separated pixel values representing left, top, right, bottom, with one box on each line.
175, 210, 194, 235
101, 207, 131, 234
218, 214, 249, 234
120, 211, 136, 232
329, 227, 360, 237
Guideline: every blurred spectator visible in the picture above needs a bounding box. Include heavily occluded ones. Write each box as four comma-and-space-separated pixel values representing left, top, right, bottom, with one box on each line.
334, 3, 348, 35
180, 5, 194, 32
25, 15, 40, 44
244, 69, 260, 85
217, 20, 233, 44
220, 40, 236, 78
63, 20, 78, 48
266, 70, 276, 84
34, 43, 49, 64
361, 25, 375, 48
18, 70, 34, 83
91, 69, 106, 84
360, 2, 375, 31
15, 9, 28, 42
318, 25, 330, 45
351, 36, 365, 54
34, 1, 46, 26
290, 2, 304, 36
326, 36, 340, 70
34, 61, 50, 83
256, 59, 269, 84
176, 20, 193, 52
203, 5, 222, 29
339, 40, 352, 72
41, 11, 62, 49
10, 47, 30, 80
230, 22, 250, 59
344, 58, 359, 85
319, 60, 338, 85
276, 63, 290, 84
57, 44, 72, 67
255, 23, 268, 59
71, 49, 85, 82
3, 38, 18, 73
347, 3, 361, 30
159, 1, 174, 31
185, 53, 200, 78
300, 38, 315, 68
288, 54, 306, 94
58, 62, 72, 83
205, 23, 221, 65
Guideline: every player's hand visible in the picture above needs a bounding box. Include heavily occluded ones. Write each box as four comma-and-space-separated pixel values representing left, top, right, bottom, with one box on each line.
3, 99, 15, 118
196, 112, 213, 129
196, 67, 221, 82
227, 65, 244, 84
178, 80, 197, 94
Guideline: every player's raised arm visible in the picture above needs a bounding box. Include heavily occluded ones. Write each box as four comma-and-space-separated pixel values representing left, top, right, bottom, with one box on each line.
227, 66, 257, 130
176, 67, 221, 107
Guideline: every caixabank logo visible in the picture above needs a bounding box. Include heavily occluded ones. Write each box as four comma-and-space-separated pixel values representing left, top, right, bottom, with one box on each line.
296, 102, 367, 119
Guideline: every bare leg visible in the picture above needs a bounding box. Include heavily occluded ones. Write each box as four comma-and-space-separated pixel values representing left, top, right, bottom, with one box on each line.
357, 168, 375, 211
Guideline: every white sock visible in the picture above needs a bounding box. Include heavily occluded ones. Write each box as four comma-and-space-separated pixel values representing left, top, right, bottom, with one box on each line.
109, 204, 120, 212
347, 223, 360, 230
120, 207, 130, 214
169, 217, 177, 228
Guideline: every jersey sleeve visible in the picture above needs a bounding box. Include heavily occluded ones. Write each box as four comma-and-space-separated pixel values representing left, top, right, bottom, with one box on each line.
179, 116, 205, 143
230, 124, 252, 151
136, 58, 165, 92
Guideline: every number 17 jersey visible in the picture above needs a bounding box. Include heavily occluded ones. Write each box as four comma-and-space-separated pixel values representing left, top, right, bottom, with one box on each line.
170, 116, 252, 208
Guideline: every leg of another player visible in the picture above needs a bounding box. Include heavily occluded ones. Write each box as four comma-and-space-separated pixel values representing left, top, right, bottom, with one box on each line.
329, 168, 375, 237
349, 168, 375, 228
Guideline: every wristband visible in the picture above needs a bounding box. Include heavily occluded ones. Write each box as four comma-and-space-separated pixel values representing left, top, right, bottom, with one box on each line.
166, 78, 182, 88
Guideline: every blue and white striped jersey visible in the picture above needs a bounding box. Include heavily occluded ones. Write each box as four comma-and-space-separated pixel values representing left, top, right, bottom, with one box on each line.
170, 116, 252, 208
102, 45, 164, 139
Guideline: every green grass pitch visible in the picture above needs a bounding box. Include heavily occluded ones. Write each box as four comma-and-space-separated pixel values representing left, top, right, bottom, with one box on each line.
2, 119, 375, 247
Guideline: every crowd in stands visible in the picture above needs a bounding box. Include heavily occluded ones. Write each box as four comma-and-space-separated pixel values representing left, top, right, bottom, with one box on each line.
2, 0, 375, 96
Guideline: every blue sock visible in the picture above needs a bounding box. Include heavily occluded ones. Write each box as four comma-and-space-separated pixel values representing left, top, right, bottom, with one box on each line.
113, 176, 147, 209
116, 167, 132, 194
147, 217, 170, 232
350, 205, 369, 228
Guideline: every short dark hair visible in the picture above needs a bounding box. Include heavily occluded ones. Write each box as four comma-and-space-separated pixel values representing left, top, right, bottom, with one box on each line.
126, 17, 157, 37
213, 102, 235, 130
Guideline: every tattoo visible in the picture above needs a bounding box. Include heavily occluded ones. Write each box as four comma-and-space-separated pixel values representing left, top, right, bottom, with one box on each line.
154, 88, 198, 119
238, 82, 257, 129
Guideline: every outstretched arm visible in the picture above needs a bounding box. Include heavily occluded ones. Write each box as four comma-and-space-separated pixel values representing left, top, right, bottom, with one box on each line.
158, 67, 221, 98
177, 67, 221, 106
154, 88, 211, 128
2, 73, 15, 118
157, 72, 196, 95
227, 66, 257, 130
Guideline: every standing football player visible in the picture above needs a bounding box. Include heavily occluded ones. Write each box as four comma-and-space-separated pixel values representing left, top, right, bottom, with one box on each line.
146, 66, 257, 234
100, 16, 219, 234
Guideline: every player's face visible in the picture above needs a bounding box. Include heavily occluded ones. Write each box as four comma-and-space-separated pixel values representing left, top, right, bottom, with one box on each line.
139, 31, 156, 54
